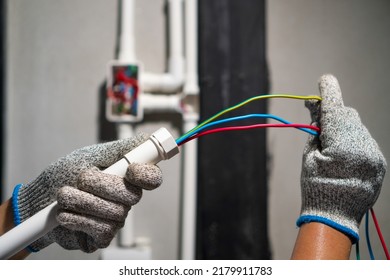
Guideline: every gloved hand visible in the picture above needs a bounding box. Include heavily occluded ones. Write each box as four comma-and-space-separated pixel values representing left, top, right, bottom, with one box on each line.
297, 74, 387, 243
12, 133, 163, 253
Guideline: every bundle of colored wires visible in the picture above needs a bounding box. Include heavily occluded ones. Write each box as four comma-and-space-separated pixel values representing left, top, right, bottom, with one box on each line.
175, 93, 389, 260
176, 94, 321, 146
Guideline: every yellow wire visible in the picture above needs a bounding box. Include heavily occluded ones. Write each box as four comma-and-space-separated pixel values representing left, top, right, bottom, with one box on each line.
179, 94, 321, 141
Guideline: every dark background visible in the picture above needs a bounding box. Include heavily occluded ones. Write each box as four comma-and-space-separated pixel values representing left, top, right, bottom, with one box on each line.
197, 0, 270, 259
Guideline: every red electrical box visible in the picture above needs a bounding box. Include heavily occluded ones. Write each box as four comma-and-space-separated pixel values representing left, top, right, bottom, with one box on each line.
106, 61, 143, 122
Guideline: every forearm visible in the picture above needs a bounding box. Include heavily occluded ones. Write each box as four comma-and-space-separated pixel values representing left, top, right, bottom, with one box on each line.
291, 222, 352, 260
0, 199, 30, 259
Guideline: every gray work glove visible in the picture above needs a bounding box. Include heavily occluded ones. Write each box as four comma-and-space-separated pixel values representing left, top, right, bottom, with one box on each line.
12, 133, 163, 253
297, 74, 387, 243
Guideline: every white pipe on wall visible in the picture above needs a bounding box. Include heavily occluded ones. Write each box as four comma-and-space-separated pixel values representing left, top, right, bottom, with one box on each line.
180, 115, 198, 260
115, 0, 137, 248
141, 93, 182, 113
180, 0, 199, 260
141, 0, 184, 93
116, 123, 136, 247
109, 0, 200, 260
119, 0, 136, 62
183, 0, 200, 96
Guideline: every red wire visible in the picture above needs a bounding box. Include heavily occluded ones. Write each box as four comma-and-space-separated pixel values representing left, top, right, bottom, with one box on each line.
179, 123, 320, 146
370, 208, 390, 260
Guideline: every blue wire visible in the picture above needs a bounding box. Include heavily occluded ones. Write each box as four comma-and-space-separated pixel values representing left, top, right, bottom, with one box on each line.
176, 114, 319, 145
365, 211, 375, 260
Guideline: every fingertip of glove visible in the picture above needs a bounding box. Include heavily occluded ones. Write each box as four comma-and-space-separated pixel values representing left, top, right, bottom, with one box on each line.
126, 163, 163, 190
318, 73, 338, 87
318, 74, 344, 108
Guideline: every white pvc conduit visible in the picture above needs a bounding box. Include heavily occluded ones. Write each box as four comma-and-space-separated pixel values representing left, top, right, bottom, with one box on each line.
116, 123, 136, 247
119, 0, 136, 62
183, 0, 200, 96
180, 114, 198, 260
180, 0, 199, 260
141, 0, 185, 93
115, 0, 137, 248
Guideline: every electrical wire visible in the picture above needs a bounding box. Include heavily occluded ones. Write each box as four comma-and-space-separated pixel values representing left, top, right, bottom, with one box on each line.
355, 241, 360, 260
365, 210, 375, 260
176, 94, 321, 144
176, 113, 319, 145
178, 123, 320, 146
370, 208, 390, 260
179, 94, 321, 141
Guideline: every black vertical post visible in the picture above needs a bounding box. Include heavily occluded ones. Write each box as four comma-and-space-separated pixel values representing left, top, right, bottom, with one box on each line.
197, 0, 270, 259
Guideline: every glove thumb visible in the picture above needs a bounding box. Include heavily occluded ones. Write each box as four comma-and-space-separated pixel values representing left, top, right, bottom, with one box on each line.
318, 74, 344, 111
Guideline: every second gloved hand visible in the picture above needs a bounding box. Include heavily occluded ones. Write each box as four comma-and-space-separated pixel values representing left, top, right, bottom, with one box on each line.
297, 74, 387, 243
12, 133, 163, 253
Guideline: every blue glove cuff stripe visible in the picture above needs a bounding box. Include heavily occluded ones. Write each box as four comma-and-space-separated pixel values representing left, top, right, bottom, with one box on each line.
11, 184, 23, 226
296, 215, 359, 244
11, 183, 39, 253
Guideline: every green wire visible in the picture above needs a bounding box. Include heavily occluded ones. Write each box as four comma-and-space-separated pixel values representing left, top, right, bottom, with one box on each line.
356, 241, 360, 260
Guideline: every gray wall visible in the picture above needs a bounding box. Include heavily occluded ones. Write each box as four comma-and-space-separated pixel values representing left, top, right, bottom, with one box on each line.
267, 0, 390, 259
4, 0, 390, 260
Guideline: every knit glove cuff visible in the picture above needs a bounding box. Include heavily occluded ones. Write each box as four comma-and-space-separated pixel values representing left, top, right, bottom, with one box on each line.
12, 176, 56, 225
11, 179, 56, 252
296, 183, 362, 242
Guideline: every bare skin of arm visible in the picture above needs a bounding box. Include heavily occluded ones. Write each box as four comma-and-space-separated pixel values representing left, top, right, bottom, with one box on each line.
0, 199, 30, 259
291, 222, 352, 260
